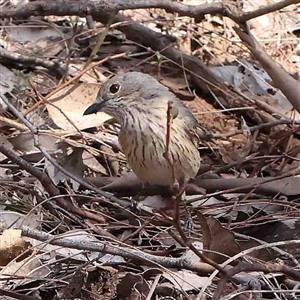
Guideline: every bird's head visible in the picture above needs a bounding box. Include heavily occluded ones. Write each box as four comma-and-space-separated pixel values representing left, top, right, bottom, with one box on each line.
83, 72, 170, 123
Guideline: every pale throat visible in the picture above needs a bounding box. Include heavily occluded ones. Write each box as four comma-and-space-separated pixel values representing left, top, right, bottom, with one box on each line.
121, 106, 168, 134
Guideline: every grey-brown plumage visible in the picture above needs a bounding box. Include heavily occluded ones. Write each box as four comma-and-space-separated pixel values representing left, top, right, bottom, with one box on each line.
84, 72, 200, 187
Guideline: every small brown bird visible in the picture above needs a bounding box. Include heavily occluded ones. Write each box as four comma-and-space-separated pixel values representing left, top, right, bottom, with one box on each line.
84, 72, 200, 189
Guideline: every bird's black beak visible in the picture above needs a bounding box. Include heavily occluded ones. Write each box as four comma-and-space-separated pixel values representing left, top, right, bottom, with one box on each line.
83, 103, 103, 115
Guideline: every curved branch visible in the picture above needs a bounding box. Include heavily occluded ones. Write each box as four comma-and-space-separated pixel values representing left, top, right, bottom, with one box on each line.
0, 0, 299, 23
22, 226, 215, 275
234, 26, 300, 114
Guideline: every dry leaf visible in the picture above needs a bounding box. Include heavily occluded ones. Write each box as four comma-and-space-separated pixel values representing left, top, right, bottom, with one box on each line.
197, 212, 240, 263
82, 150, 108, 175
8, 131, 62, 153
0, 211, 40, 231
68, 63, 108, 83
163, 270, 209, 291
47, 83, 112, 130
7, 25, 61, 44
117, 273, 149, 298
219, 117, 253, 163
9, 130, 103, 157
0, 64, 16, 95
0, 253, 51, 287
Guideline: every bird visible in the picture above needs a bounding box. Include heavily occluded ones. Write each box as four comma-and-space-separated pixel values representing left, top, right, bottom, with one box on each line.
84, 72, 200, 191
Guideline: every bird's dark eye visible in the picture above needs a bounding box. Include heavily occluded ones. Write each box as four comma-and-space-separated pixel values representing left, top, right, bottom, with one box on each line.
109, 83, 120, 94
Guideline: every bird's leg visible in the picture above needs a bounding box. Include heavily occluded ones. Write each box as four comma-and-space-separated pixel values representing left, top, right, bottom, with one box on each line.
173, 182, 205, 236
152, 180, 185, 215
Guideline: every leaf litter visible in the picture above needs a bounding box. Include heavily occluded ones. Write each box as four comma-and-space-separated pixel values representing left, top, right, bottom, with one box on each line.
0, 1, 300, 299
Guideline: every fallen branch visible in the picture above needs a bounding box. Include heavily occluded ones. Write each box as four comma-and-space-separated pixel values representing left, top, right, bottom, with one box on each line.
234, 26, 300, 114
1, 0, 298, 23
21, 226, 300, 299
0, 289, 38, 300
90, 172, 300, 197
21, 226, 215, 275
0, 46, 66, 76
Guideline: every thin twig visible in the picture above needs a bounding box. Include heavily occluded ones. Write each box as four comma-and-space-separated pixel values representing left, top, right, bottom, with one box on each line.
0, 115, 28, 131
23, 52, 126, 116
146, 274, 161, 300
163, 100, 176, 185
28, 78, 83, 136
200, 239, 300, 299
0, 95, 129, 208
234, 232, 299, 266
0, 144, 106, 223
162, 102, 225, 273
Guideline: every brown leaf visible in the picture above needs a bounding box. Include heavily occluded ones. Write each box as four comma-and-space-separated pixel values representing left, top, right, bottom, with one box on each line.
163, 270, 209, 291
8, 131, 61, 153
117, 273, 149, 298
82, 150, 108, 175
197, 212, 212, 252
197, 212, 240, 263
47, 83, 111, 130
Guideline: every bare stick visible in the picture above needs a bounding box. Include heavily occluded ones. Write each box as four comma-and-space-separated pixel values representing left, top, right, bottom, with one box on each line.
0, 0, 298, 23
162, 103, 225, 273
234, 25, 300, 114
21, 226, 215, 275
163, 100, 176, 186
